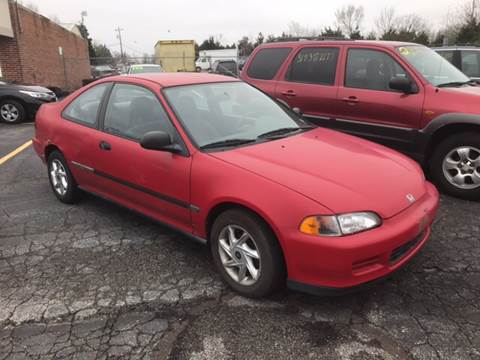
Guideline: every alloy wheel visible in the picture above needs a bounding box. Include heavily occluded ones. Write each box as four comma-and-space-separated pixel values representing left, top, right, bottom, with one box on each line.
50, 159, 69, 196
442, 146, 480, 189
0, 104, 19, 123
217, 225, 261, 286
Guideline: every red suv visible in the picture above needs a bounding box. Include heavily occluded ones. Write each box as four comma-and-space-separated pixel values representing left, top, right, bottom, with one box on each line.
241, 41, 480, 200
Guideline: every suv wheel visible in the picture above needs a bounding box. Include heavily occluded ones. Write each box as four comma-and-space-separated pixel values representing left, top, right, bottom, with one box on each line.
430, 132, 480, 200
47, 151, 82, 203
0, 99, 26, 124
210, 209, 285, 298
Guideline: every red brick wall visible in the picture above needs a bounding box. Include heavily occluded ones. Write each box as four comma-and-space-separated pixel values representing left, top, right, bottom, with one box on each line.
0, 35, 22, 82
0, 2, 91, 90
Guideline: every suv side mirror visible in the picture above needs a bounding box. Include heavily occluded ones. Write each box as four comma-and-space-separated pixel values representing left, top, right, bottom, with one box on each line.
389, 77, 415, 93
140, 131, 181, 153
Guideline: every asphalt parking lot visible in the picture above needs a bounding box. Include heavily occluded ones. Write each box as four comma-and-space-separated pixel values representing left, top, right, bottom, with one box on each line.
0, 122, 479, 360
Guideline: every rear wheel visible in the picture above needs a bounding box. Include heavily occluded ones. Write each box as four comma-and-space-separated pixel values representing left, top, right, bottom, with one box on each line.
430, 132, 480, 200
0, 99, 26, 124
210, 209, 285, 298
47, 151, 82, 203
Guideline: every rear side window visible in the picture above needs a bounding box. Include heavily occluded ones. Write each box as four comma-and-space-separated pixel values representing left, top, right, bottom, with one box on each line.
287, 47, 339, 85
461, 51, 480, 77
247, 48, 292, 80
63, 83, 110, 126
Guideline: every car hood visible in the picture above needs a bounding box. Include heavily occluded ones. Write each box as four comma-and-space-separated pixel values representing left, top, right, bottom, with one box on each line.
437, 85, 480, 114
0, 83, 53, 93
209, 128, 427, 218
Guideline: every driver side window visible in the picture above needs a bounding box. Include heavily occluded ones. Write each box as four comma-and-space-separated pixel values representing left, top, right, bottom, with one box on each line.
104, 84, 175, 141
345, 49, 410, 92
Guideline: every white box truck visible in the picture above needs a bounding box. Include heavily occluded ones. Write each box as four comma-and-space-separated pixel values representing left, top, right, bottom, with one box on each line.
195, 49, 238, 72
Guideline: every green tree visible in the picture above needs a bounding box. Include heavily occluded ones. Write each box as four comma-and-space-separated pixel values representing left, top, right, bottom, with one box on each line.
237, 36, 254, 56
78, 23, 95, 60
198, 36, 225, 50
321, 27, 345, 38
254, 32, 265, 48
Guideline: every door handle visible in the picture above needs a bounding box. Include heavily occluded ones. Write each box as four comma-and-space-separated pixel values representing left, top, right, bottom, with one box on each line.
341, 96, 359, 104
99, 141, 111, 151
281, 90, 296, 97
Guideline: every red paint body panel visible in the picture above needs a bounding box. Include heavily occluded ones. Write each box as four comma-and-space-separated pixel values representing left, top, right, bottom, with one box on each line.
241, 40, 480, 132
33, 73, 440, 292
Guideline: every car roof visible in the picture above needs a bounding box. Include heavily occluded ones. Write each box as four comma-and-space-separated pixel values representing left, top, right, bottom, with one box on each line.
108, 72, 240, 88
258, 40, 419, 49
433, 46, 480, 51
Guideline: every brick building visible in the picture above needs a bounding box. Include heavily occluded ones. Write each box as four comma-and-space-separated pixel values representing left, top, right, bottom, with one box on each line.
0, 0, 91, 90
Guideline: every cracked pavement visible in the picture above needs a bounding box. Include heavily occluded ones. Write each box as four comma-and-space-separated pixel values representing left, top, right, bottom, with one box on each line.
0, 123, 479, 359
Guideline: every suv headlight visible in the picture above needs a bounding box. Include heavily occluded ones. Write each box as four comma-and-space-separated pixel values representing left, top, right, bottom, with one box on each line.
299, 212, 381, 236
19, 90, 52, 99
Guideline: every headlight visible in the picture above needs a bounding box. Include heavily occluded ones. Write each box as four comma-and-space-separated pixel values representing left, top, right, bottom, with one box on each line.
19, 90, 52, 99
299, 212, 381, 237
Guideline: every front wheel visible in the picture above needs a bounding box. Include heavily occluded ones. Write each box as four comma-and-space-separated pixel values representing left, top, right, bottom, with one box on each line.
0, 99, 26, 124
430, 132, 480, 200
210, 209, 285, 298
47, 151, 82, 204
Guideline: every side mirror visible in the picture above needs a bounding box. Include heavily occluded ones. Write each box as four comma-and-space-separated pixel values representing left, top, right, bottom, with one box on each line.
140, 131, 181, 153
389, 77, 415, 93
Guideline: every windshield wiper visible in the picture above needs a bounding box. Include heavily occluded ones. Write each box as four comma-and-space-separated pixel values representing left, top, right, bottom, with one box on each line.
200, 138, 256, 150
437, 80, 476, 88
257, 126, 313, 139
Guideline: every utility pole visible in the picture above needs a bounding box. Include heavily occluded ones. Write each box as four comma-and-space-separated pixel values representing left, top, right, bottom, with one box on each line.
115, 27, 124, 63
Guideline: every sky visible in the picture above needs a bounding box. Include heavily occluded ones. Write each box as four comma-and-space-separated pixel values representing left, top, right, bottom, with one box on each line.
27, 0, 460, 56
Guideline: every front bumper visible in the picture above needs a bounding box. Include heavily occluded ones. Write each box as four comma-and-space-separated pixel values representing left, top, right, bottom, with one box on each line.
285, 182, 439, 294
18, 95, 56, 120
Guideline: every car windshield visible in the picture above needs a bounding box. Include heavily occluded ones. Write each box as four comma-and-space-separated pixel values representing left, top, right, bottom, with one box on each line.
129, 65, 162, 74
95, 66, 113, 71
396, 45, 470, 87
163, 82, 311, 149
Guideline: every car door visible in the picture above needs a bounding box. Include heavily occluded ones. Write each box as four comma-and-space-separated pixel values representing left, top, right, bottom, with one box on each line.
90, 82, 192, 232
335, 47, 424, 152
275, 46, 341, 121
60, 82, 112, 189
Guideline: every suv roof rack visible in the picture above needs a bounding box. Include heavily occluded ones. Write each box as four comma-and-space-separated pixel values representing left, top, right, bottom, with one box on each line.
272, 36, 349, 42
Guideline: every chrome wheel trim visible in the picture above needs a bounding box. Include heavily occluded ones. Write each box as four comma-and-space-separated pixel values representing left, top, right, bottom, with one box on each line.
217, 225, 261, 286
442, 146, 480, 190
49, 159, 69, 196
0, 103, 19, 122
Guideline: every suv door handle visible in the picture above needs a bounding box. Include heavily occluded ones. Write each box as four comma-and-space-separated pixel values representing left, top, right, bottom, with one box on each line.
281, 90, 296, 97
99, 141, 111, 151
341, 96, 359, 104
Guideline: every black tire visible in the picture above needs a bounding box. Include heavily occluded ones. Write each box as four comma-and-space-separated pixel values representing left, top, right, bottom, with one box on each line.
0, 99, 26, 124
47, 151, 82, 204
195, 66, 202, 72
210, 208, 285, 298
429, 132, 480, 200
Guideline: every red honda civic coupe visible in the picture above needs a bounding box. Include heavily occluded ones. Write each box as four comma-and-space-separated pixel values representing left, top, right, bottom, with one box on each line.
33, 73, 439, 298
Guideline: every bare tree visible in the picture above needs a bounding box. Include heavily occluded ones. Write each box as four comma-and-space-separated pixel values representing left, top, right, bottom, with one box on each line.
396, 14, 427, 34
335, 5, 364, 38
462, 0, 480, 24
286, 21, 318, 37
375, 7, 397, 36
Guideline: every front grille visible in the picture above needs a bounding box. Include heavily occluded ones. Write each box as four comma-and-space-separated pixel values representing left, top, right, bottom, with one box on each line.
389, 230, 425, 264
